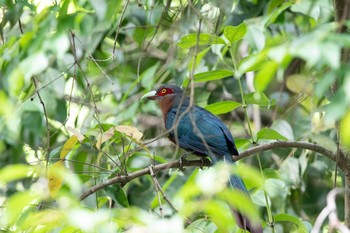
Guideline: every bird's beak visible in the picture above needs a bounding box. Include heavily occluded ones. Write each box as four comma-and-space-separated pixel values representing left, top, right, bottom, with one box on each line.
141, 90, 158, 101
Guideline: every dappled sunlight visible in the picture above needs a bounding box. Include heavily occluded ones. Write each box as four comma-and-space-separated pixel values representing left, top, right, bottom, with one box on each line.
1, 0, 349, 232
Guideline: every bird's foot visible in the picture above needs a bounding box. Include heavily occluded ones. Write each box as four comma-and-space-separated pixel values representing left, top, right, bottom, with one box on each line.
199, 157, 211, 169
199, 157, 206, 169
178, 157, 186, 171
178, 153, 191, 171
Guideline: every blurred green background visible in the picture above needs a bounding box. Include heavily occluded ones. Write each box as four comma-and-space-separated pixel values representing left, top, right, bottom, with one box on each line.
0, 0, 349, 232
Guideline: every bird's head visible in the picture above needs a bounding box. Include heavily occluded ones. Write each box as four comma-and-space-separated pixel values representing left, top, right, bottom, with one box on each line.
141, 85, 188, 118
141, 84, 184, 102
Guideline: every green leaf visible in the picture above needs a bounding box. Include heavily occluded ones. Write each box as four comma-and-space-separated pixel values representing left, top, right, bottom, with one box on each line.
271, 120, 294, 141
9, 68, 25, 96
177, 169, 201, 199
257, 128, 288, 141
234, 138, 251, 148
238, 53, 267, 74
20, 52, 49, 80
290, 1, 321, 20
104, 184, 129, 207
0, 164, 34, 183
2, 191, 38, 227
263, 168, 281, 179
133, 27, 156, 47
254, 61, 278, 91
244, 91, 275, 107
249, 27, 265, 51
22, 209, 64, 230
19, 82, 36, 102
203, 199, 235, 231
320, 42, 340, 69
274, 213, 309, 233
140, 62, 160, 89
218, 189, 260, 225
183, 70, 233, 87
280, 157, 302, 189
223, 22, 247, 44
204, 101, 241, 115
185, 219, 217, 233
188, 47, 211, 71
340, 111, 350, 149
235, 164, 264, 190
264, 178, 288, 198
177, 33, 225, 49
264, 2, 294, 27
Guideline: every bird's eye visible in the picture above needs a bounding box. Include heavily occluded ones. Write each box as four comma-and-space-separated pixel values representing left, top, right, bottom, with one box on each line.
157, 87, 174, 96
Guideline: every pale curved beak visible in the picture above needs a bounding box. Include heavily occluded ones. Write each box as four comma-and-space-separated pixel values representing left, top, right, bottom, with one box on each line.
141, 90, 158, 101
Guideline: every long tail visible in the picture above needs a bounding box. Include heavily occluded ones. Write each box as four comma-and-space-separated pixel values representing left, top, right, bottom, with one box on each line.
223, 154, 263, 233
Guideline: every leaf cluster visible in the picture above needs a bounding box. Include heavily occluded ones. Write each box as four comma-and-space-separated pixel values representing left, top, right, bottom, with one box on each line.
0, 0, 348, 232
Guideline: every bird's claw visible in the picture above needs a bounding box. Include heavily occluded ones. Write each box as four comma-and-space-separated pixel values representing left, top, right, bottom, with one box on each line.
178, 152, 191, 171
199, 157, 206, 169
179, 156, 186, 171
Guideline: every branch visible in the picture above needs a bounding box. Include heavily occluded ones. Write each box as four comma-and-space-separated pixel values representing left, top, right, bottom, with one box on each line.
237, 141, 331, 163
149, 164, 178, 215
79, 141, 348, 201
79, 158, 211, 201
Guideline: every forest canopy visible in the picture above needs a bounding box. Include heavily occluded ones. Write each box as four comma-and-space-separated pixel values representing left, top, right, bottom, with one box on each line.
1, 0, 350, 232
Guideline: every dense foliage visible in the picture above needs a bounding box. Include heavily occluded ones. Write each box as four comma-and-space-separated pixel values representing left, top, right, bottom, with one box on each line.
1, 0, 349, 232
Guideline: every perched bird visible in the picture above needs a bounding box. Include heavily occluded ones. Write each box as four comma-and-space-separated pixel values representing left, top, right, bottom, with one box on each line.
142, 84, 262, 233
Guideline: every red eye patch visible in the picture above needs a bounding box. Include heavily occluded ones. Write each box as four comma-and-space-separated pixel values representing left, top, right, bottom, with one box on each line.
157, 88, 174, 96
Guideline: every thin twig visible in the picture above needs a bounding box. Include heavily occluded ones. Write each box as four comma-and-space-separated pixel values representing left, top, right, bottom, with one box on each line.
150, 164, 178, 214
136, 0, 156, 80
70, 31, 113, 83
18, 19, 23, 34
32, 77, 51, 171
136, 0, 171, 80
36, 63, 75, 92
150, 164, 164, 217
69, 32, 120, 169
312, 188, 349, 233
112, 0, 130, 59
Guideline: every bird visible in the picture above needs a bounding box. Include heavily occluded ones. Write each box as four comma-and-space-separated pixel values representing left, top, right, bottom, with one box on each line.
142, 84, 262, 233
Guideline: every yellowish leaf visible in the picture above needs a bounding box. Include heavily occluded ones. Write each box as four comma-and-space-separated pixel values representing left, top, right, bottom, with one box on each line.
47, 161, 65, 198
114, 125, 143, 142
286, 74, 313, 95
95, 125, 148, 152
114, 125, 150, 153
96, 127, 115, 150
67, 126, 85, 142
60, 135, 78, 159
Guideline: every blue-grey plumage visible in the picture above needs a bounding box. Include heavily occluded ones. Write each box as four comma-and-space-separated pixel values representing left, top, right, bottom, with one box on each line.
166, 105, 238, 158
142, 84, 262, 233
166, 104, 250, 196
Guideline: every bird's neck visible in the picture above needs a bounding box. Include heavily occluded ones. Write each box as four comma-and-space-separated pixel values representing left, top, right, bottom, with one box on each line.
158, 94, 190, 124
158, 95, 175, 124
